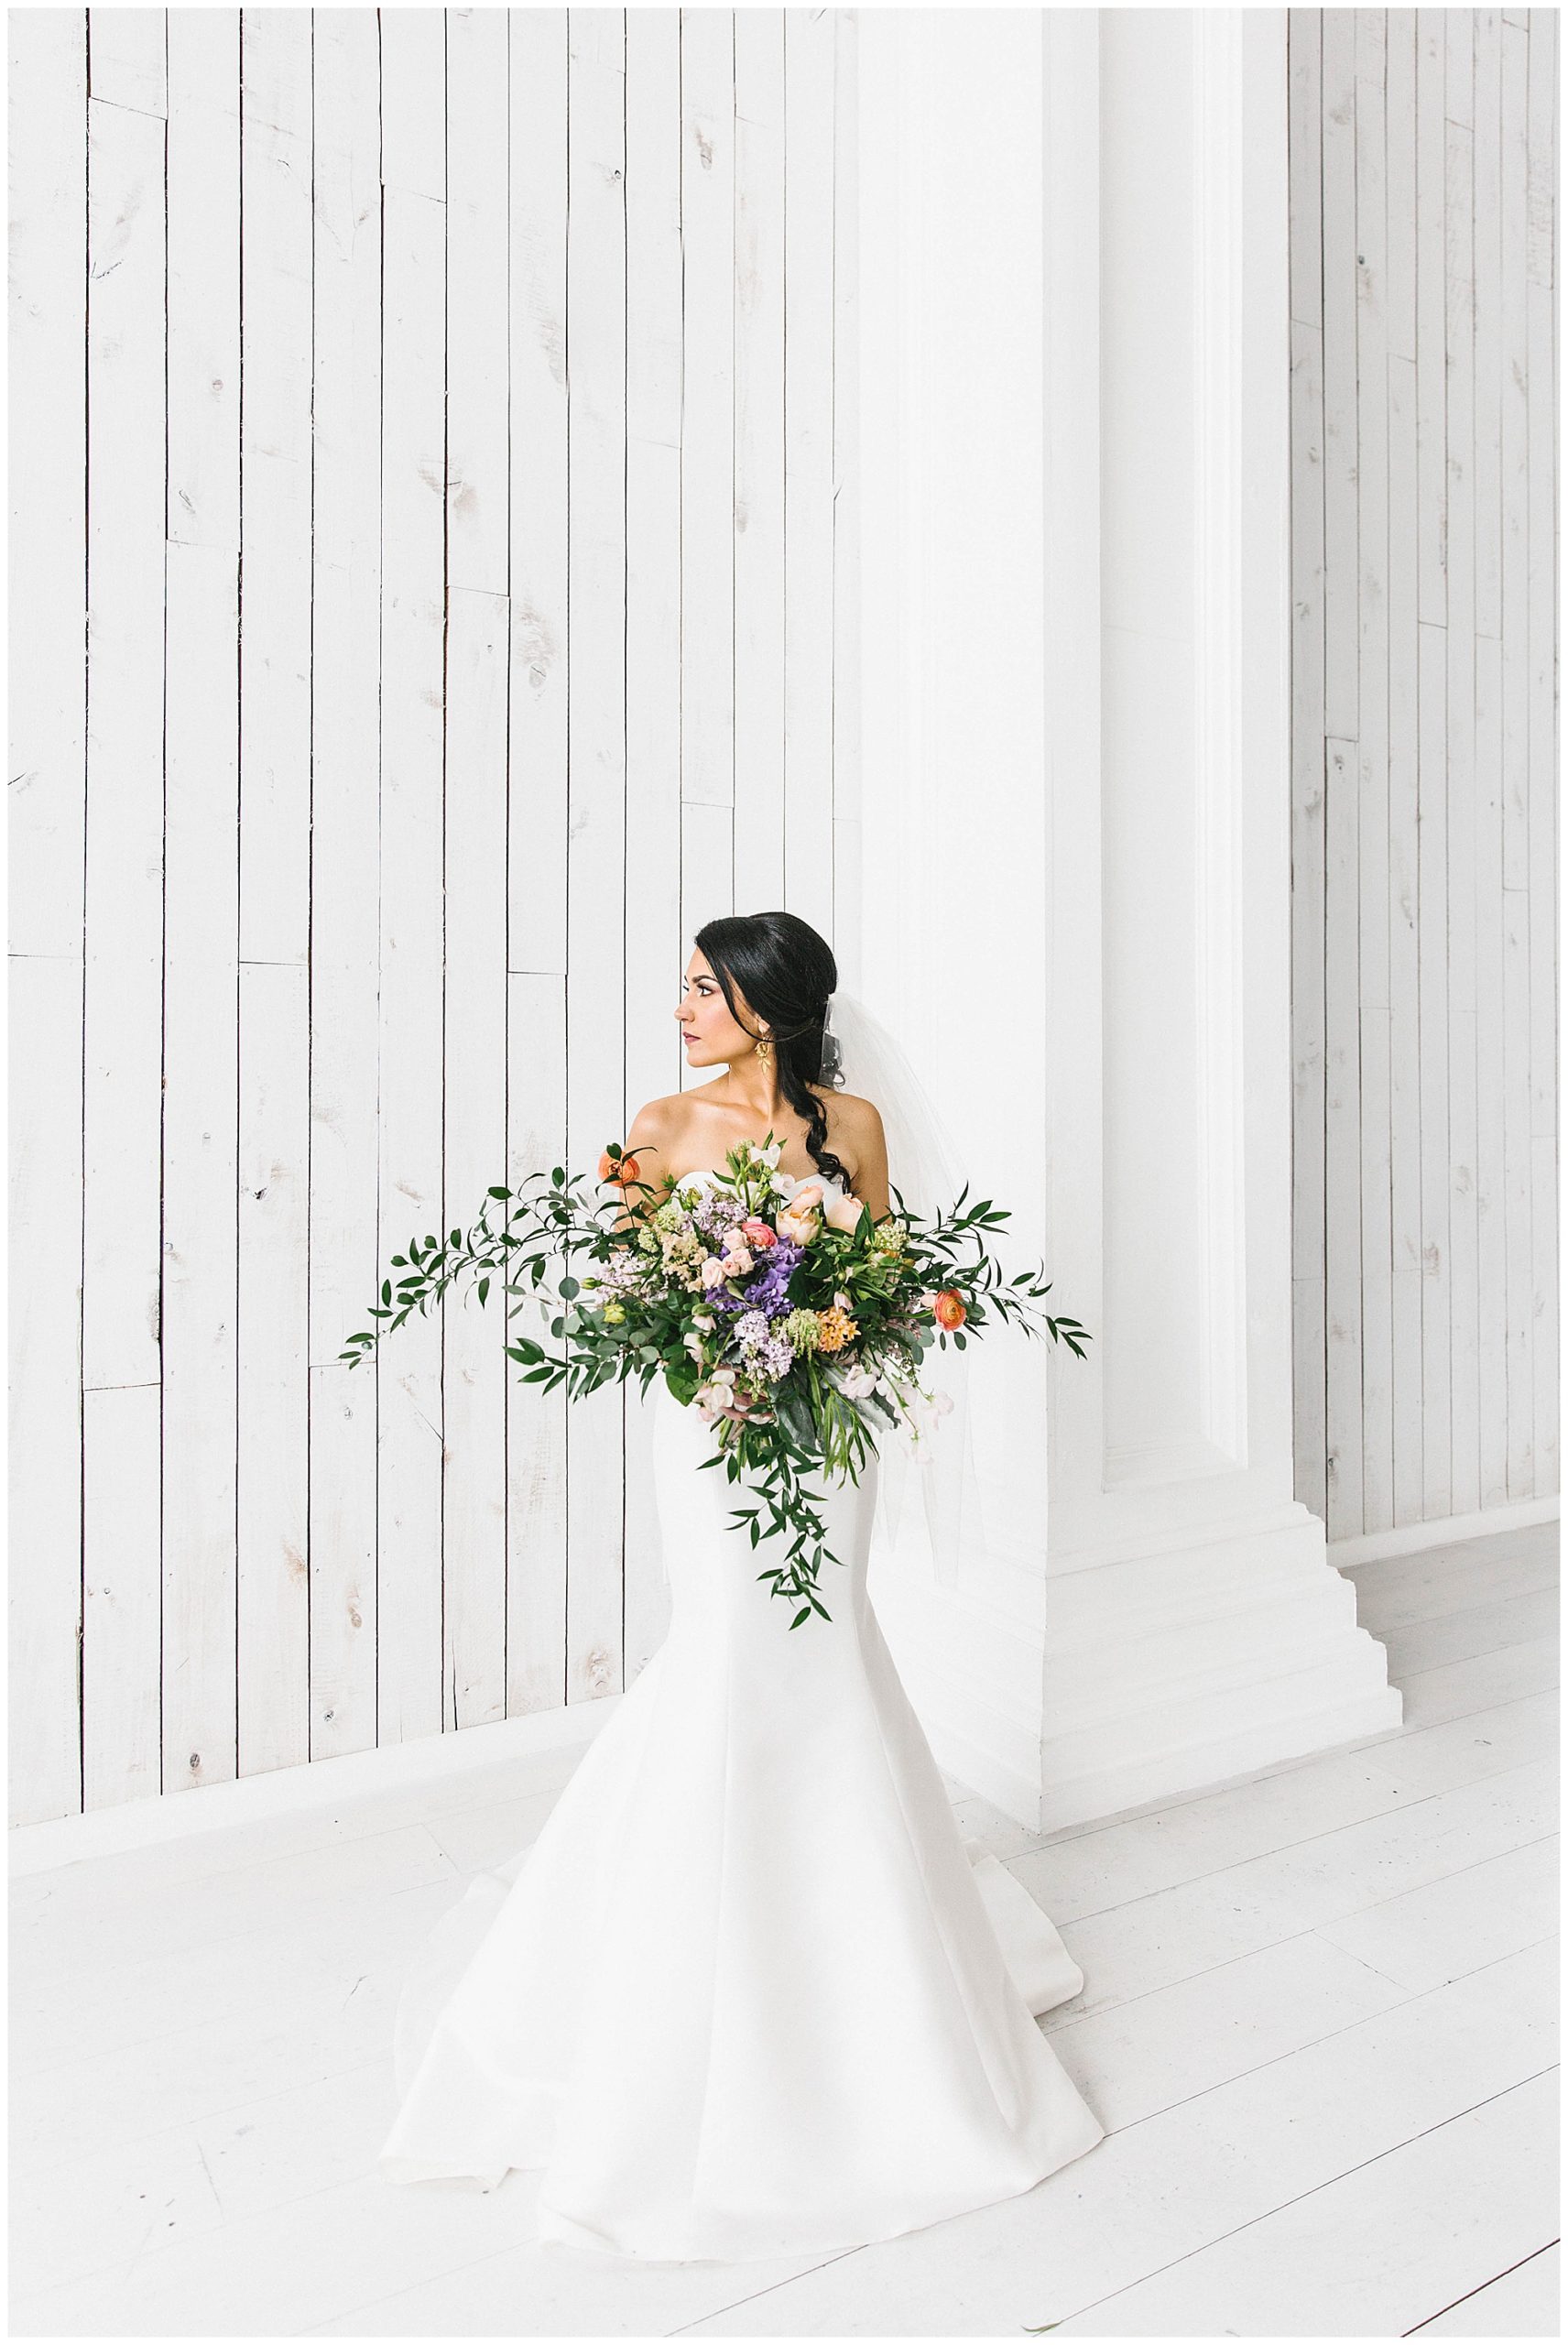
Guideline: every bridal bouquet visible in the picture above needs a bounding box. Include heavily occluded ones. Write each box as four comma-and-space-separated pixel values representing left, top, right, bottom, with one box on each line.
339, 1135, 1090, 1631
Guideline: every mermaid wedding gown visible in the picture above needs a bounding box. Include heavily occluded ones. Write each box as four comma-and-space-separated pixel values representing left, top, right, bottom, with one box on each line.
377, 1167, 1104, 2263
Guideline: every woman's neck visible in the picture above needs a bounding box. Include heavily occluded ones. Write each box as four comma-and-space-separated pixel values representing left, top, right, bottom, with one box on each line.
707, 1063, 789, 1123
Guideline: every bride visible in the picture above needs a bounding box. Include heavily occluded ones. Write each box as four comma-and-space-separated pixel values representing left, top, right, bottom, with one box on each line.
377, 910, 1105, 2263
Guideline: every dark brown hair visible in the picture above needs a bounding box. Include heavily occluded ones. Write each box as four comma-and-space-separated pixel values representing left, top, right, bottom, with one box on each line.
692, 910, 854, 1193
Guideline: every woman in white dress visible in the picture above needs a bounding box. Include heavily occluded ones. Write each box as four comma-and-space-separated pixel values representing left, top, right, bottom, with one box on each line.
377, 910, 1104, 2263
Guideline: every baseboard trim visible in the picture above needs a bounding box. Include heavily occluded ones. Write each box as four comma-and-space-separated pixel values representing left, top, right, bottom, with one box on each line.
8, 1696, 622, 1879
1327, 1494, 1560, 1569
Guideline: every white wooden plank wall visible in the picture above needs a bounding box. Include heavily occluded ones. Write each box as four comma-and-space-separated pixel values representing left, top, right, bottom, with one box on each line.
8, 5, 858, 1827
1289, 8, 1558, 1543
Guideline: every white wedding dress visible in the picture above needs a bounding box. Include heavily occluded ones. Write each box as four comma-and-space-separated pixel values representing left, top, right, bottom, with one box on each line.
377, 1167, 1105, 2263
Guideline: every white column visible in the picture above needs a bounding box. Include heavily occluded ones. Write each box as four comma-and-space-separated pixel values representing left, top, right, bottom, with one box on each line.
855, 7, 1400, 1831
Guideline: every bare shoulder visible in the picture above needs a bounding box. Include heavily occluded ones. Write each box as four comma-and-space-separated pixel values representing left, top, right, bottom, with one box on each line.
813, 1087, 886, 1183
817, 1086, 884, 1145
622, 1091, 693, 1193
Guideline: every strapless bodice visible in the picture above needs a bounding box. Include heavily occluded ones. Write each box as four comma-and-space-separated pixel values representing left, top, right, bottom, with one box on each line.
670, 1163, 849, 1202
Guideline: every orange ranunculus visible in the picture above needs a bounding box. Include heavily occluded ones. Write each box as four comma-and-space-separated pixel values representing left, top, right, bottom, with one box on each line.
598, 1148, 640, 1188
932, 1288, 966, 1330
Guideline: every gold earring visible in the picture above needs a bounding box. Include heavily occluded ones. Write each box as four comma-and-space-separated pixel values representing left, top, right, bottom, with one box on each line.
756, 1033, 772, 1063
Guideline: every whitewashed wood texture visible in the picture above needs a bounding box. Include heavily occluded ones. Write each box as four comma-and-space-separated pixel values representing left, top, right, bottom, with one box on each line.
1289, 8, 1558, 1543
9, 6, 858, 1826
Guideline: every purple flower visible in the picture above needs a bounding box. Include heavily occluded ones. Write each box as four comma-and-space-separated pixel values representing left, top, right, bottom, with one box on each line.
738, 1237, 802, 1320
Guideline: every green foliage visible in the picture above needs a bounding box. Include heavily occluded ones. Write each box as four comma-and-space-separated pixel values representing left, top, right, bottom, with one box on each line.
341, 1129, 1094, 1631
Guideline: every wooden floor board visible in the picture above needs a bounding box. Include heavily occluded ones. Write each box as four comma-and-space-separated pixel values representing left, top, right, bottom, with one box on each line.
9, 1522, 1558, 2337
1410, 2240, 1562, 2336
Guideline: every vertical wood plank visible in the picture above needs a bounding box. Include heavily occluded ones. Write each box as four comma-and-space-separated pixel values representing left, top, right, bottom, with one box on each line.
506, 976, 568, 1717
1356, 21, 1393, 1533
308, 6, 382, 1762
1416, 608, 1454, 1520
84, 1387, 162, 1807
624, 5, 685, 1681
505, 9, 570, 1719
1415, 14, 1448, 627
1386, 12, 1425, 1526
1288, 10, 1324, 332
1444, 26, 1480, 1520
1524, 7, 1558, 1498
1289, 15, 1328, 1524
1415, 15, 1453, 1521
1475, 623, 1510, 1507
82, 82, 166, 1811
442, 586, 511, 1735
161, 9, 242, 1795
681, 7, 736, 843
682, 799, 735, 941
237, 6, 313, 1782
441, 6, 511, 1735
236, 965, 311, 1774
376, 8, 447, 1746
832, 3, 863, 952
1499, 16, 1534, 1499
565, 9, 628, 1704
88, 5, 166, 116
506, 11, 569, 984
782, 7, 836, 934
1472, 8, 1510, 1511
8, 8, 88, 1824
10, 964, 88, 1820
1320, 13, 1360, 1537
733, 10, 786, 913
442, 585, 510, 1730
446, 6, 510, 603
1324, 731, 1365, 1537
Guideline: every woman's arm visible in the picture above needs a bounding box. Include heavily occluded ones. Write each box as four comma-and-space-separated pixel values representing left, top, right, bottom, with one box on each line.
610, 1097, 681, 1238
848, 1100, 892, 1224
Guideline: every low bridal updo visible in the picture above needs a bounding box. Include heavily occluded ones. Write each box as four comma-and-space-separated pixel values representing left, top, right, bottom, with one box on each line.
693, 911, 855, 1194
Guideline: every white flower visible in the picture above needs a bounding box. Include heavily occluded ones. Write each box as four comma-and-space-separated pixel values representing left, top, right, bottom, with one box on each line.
761, 1140, 783, 1167
931, 1389, 954, 1417
721, 1245, 754, 1276
709, 1366, 736, 1387
838, 1363, 877, 1399
682, 1331, 705, 1360
700, 1256, 726, 1287
833, 1289, 851, 1311
692, 1310, 716, 1331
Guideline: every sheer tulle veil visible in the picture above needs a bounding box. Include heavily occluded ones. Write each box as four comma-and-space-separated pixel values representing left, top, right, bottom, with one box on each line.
818, 987, 992, 1591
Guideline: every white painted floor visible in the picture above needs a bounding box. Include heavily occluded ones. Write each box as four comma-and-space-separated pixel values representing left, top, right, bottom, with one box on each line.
9, 1520, 1559, 2339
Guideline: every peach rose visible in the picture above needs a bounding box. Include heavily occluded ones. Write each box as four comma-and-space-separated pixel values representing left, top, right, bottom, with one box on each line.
932, 1288, 966, 1330
598, 1148, 639, 1187
776, 1201, 822, 1247
823, 1190, 864, 1235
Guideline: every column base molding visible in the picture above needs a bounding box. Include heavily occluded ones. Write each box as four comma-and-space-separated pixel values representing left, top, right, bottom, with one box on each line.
872, 1505, 1401, 1834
